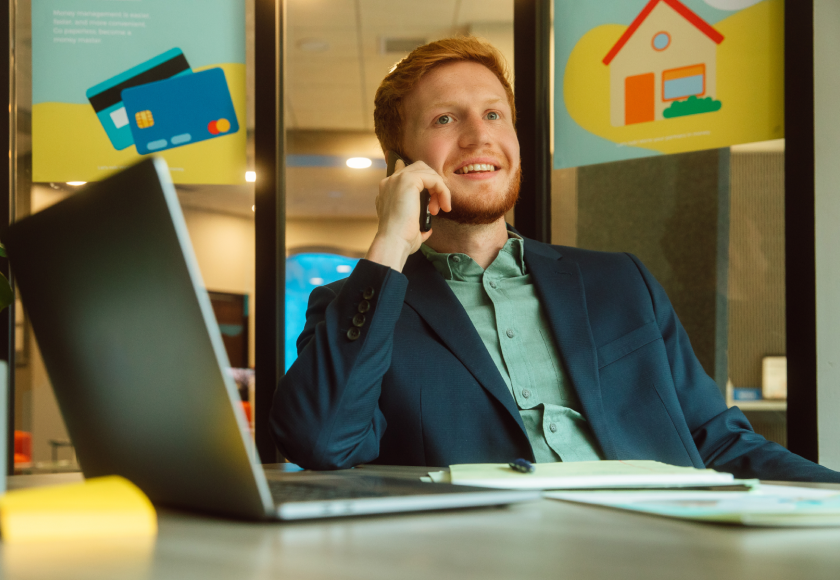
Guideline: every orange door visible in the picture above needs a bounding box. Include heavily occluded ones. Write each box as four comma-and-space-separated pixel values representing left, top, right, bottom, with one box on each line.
625, 73, 655, 125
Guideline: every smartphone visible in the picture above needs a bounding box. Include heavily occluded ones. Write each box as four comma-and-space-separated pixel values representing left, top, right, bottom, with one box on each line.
385, 150, 432, 232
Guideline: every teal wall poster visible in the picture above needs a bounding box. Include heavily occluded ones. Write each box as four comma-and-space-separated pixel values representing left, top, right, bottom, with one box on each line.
554, 0, 784, 169
32, 0, 246, 184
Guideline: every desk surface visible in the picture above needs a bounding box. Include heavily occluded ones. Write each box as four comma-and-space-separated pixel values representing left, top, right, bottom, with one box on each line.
3, 468, 840, 580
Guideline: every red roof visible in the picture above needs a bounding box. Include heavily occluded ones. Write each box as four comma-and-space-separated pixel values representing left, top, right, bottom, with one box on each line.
603, 0, 724, 65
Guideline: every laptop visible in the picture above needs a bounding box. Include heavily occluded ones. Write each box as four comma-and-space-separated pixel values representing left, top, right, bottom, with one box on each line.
3, 158, 539, 520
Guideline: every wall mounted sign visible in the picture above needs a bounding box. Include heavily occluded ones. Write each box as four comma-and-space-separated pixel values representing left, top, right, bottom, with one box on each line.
554, 0, 782, 169
32, 0, 246, 184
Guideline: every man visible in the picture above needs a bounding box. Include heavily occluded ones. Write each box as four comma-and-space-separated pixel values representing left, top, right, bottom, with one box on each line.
271, 37, 839, 482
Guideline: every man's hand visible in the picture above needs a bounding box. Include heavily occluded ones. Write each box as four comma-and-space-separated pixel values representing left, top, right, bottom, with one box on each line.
365, 159, 451, 272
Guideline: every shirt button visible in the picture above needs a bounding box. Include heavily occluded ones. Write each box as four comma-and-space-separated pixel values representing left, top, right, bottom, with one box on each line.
346, 327, 361, 341
506, 328, 515, 338
522, 389, 531, 399
451, 255, 461, 263
352, 313, 366, 327
357, 300, 370, 313
549, 423, 557, 433
363, 287, 375, 300
489, 281, 497, 289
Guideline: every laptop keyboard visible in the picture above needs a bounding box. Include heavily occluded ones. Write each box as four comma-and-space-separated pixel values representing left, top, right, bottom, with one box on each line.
268, 479, 392, 503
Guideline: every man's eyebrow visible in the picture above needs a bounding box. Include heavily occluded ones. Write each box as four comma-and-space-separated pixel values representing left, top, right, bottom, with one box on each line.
428, 96, 504, 109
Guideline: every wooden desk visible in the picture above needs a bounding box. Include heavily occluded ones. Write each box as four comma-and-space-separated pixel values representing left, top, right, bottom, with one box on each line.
2, 469, 840, 580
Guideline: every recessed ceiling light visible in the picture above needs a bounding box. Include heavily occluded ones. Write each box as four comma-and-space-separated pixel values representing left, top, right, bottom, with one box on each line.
346, 157, 372, 169
245, 171, 256, 182
297, 38, 330, 51
251, 205, 255, 212
67, 181, 87, 186
336, 265, 352, 274
309, 277, 325, 285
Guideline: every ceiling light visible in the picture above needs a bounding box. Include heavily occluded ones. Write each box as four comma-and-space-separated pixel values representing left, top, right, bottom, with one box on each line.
297, 38, 330, 51
309, 277, 324, 285
346, 157, 372, 169
336, 265, 352, 274
245, 171, 256, 182
67, 181, 86, 186
251, 205, 255, 212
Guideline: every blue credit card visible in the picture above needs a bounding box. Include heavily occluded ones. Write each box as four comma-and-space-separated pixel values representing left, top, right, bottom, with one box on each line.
121, 68, 239, 155
86, 48, 192, 151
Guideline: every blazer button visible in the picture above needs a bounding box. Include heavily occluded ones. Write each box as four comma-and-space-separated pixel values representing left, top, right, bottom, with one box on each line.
363, 287, 375, 300
358, 300, 371, 313
352, 313, 366, 327
346, 327, 361, 341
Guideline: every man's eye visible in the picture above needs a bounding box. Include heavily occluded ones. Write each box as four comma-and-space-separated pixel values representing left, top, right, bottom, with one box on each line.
487, 112, 500, 120
437, 115, 451, 125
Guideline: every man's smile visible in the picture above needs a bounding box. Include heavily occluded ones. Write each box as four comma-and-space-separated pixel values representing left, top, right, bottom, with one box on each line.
453, 158, 503, 179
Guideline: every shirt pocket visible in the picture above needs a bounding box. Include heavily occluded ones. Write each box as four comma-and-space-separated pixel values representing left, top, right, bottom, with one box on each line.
596, 321, 662, 370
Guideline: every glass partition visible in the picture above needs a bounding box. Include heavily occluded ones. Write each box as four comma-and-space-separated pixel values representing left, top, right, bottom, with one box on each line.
283, 0, 515, 367
11, 0, 256, 471
552, 0, 787, 446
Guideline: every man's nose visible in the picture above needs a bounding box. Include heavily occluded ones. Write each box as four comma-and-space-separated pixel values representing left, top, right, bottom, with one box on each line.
458, 113, 492, 148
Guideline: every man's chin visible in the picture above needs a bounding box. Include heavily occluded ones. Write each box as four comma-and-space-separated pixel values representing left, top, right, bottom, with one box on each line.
439, 168, 521, 226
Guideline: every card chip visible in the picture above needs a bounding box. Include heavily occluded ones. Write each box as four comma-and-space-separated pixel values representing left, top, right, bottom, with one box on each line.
135, 110, 155, 129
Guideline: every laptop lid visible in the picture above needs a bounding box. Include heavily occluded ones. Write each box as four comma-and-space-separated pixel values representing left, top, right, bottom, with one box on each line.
4, 158, 275, 519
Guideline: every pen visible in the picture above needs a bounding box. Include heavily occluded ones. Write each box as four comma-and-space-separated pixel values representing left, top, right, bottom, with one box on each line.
508, 458, 535, 474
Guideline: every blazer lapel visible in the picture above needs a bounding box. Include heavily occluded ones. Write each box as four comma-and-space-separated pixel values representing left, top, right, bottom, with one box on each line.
401, 253, 528, 438
524, 241, 618, 459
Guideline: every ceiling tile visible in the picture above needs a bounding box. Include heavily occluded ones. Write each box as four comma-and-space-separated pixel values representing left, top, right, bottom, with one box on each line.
287, 0, 357, 28
359, 0, 459, 29
457, 0, 513, 25
286, 167, 380, 218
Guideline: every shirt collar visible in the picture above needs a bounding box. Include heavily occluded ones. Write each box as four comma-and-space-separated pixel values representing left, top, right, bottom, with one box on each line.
420, 231, 526, 282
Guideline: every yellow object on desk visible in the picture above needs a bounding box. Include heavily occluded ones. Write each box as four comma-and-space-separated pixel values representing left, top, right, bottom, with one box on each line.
0, 475, 157, 542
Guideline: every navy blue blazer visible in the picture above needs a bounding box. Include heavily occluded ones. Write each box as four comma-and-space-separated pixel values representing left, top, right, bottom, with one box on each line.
271, 238, 840, 482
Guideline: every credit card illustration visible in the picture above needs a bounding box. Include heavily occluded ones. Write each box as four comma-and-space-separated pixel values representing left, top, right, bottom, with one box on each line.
121, 68, 239, 155
86, 48, 192, 151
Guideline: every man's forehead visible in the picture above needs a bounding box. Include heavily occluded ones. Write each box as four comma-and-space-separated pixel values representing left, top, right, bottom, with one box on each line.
406, 64, 508, 110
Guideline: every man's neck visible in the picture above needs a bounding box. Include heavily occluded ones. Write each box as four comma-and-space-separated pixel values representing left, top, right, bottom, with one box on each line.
424, 217, 510, 270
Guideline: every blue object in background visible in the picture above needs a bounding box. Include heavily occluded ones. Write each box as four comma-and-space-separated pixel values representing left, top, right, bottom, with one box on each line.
122, 67, 239, 155
286, 253, 359, 371
732, 387, 762, 401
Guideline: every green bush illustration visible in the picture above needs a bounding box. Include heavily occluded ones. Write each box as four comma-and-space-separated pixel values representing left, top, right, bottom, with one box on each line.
663, 95, 722, 118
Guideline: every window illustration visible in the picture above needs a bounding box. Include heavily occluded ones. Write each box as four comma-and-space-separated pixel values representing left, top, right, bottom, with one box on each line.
662, 64, 706, 101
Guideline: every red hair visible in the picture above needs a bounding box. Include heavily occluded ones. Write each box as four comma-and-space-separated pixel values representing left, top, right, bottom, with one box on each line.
373, 36, 516, 155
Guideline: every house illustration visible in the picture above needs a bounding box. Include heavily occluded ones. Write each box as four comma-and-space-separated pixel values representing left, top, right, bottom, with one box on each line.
603, 0, 725, 126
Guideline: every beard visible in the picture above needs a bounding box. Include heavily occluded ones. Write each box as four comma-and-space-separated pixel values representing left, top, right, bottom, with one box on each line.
438, 166, 521, 225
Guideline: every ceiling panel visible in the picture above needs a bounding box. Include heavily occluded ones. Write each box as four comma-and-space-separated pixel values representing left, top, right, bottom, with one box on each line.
287, 25, 359, 54
286, 167, 381, 218
457, 0, 513, 25
290, 88, 366, 130
359, 0, 460, 29
287, 0, 357, 28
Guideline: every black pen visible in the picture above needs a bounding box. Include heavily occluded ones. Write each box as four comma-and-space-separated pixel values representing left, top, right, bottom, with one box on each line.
508, 458, 535, 474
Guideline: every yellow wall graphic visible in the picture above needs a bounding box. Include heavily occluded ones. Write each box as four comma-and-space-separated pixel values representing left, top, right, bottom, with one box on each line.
560, 0, 783, 163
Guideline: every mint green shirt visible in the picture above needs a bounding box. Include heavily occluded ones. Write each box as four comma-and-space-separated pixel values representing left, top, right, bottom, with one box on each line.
420, 236, 603, 463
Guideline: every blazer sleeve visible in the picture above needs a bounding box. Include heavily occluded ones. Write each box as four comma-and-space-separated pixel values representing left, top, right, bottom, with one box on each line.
627, 254, 840, 483
270, 259, 408, 470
